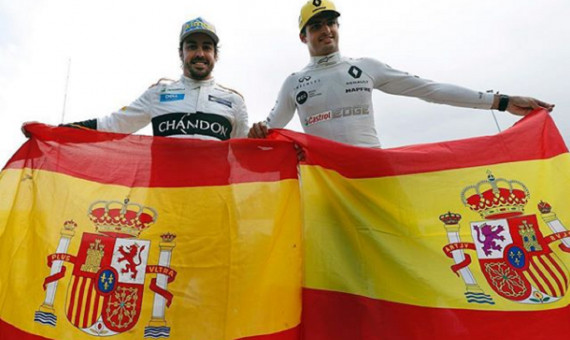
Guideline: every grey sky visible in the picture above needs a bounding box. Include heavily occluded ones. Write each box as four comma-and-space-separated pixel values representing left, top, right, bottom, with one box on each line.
1, 0, 569, 167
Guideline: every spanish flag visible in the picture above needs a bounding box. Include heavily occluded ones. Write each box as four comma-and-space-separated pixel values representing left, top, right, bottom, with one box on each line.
0, 124, 302, 339
272, 109, 570, 339
2, 110, 570, 340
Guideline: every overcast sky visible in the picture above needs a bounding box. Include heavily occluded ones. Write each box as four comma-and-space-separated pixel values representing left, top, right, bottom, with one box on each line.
1, 0, 569, 167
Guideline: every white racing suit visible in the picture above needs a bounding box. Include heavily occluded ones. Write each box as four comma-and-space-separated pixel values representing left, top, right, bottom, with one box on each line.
266, 52, 494, 147
95, 76, 248, 140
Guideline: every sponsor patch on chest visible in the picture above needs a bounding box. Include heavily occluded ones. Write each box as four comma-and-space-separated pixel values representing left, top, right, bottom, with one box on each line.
159, 93, 185, 102
152, 112, 233, 140
208, 95, 232, 108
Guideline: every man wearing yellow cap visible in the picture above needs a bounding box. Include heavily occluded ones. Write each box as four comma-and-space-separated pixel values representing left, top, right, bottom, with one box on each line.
248, 0, 553, 147
57, 17, 248, 141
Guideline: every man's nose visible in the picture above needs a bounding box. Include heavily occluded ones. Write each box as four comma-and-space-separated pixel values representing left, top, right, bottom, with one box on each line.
194, 47, 205, 57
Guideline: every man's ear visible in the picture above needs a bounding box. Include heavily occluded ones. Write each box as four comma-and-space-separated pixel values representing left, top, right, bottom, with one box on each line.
299, 32, 307, 44
178, 48, 183, 61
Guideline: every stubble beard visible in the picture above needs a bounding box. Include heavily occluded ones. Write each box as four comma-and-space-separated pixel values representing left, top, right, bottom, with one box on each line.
309, 33, 339, 57
185, 61, 213, 80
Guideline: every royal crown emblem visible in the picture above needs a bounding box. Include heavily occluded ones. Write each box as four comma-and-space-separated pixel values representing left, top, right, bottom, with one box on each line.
442, 171, 570, 305
88, 199, 157, 238
34, 199, 178, 338
460, 171, 530, 219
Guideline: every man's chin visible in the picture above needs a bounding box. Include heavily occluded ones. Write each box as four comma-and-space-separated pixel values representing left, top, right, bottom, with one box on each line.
317, 46, 337, 56
189, 69, 212, 80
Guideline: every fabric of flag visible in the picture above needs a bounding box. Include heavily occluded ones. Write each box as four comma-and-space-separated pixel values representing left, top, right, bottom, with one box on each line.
271, 109, 570, 339
0, 124, 302, 340
2, 109, 570, 340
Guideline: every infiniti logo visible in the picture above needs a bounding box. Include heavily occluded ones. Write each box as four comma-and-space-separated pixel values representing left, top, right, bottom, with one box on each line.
298, 76, 312, 83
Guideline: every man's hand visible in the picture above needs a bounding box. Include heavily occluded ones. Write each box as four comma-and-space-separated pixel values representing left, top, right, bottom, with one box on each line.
248, 122, 269, 138
21, 121, 38, 138
496, 96, 555, 116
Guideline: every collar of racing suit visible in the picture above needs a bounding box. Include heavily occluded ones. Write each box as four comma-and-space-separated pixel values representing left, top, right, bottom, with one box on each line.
307, 51, 342, 69
179, 75, 216, 88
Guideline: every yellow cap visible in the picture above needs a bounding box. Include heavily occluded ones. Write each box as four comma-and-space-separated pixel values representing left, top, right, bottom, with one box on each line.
298, 0, 341, 32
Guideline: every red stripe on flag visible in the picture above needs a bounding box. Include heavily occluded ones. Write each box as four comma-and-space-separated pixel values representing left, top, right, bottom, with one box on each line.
74, 277, 88, 326
530, 258, 557, 297
66, 276, 79, 322
82, 279, 94, 328
547, 253, 569, 291
524, 264, 549, 296
91, 289, 101, 326
0, 319, 52, 340
302, 288, 570, 339
272, 110, 567, 179
6, 124, 298, 187
537, 255, 565, 297
0, 318, 300, 340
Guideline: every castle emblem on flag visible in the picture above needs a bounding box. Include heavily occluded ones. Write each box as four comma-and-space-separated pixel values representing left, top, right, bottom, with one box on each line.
34, 199, 178, 338
441, 171, 570, 305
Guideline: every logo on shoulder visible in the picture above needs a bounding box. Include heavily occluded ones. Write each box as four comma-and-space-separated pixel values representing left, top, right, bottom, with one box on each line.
295, 77, 321, 90
348, 66, 362, 79
160, 94, 185, 102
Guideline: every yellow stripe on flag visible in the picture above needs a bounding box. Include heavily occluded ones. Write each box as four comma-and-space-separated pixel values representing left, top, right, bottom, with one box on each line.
0, 168, 302, 340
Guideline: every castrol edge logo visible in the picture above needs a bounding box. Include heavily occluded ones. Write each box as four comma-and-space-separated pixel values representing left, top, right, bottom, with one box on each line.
305, 111, 332, 126
304, 105, 370, 126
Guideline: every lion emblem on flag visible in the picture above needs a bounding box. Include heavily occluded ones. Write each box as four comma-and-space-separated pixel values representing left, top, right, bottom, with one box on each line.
473, 223, 505, 255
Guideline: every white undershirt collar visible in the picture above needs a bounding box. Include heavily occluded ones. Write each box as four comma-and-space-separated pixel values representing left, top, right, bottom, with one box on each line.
307, 52, 342, 69
180, 75, 215, 88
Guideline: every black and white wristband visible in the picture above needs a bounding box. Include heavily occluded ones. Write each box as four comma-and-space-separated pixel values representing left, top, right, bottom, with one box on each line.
60, 119, 98, 130
498, 94, 509, 112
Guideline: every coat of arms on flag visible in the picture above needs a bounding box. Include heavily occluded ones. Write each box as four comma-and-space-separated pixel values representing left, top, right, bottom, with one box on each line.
33, 199, 178, 338
442, 171, 570, 305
